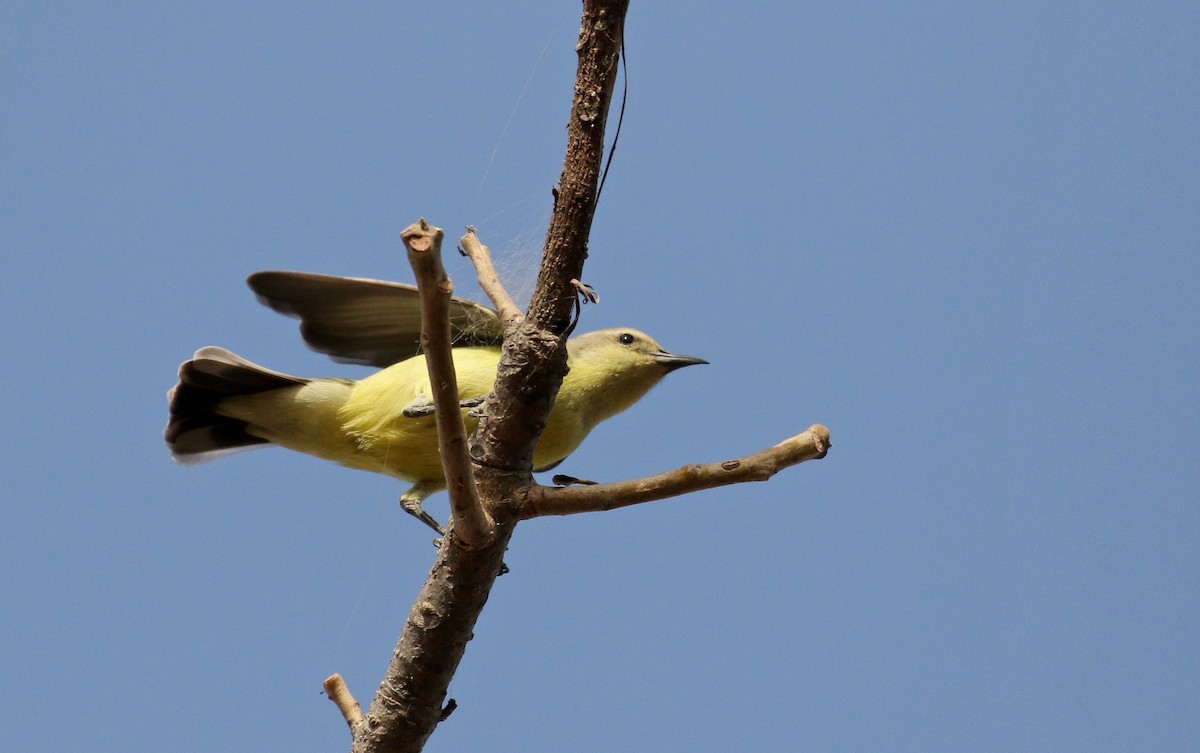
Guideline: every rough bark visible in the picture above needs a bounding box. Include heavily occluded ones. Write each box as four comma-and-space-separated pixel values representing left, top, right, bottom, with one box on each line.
525, 425, 831, 517
331, 3, 832, 751
340, 4, 632, 751
470, 0, 630, 520
402, 220, 492, 548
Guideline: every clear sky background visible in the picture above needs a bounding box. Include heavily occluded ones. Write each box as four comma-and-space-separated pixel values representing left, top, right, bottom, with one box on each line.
3, 3, 1197, 752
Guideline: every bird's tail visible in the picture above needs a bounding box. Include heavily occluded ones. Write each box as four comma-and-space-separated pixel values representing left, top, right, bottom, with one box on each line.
165, 346, 309, 463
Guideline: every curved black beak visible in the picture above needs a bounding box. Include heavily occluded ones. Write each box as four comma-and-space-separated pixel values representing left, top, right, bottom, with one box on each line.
652, 351, 709, 373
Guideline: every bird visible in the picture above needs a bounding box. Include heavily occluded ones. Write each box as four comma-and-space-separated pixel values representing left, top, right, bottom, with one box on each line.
166, 271, 706, 532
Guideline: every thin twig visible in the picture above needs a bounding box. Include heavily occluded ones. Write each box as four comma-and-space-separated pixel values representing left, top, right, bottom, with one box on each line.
402, 219, 494, 548
459, 227, 523, 327
523, 425, 831, 518
324, 673, 364, 729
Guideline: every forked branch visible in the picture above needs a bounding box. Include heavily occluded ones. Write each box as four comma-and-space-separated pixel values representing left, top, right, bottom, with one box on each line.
334, 5, 835, 753
470, 0, 631, 508
346, 8, 632, 750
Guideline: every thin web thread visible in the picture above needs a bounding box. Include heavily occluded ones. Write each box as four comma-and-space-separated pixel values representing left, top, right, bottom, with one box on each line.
475, 12, 565, 201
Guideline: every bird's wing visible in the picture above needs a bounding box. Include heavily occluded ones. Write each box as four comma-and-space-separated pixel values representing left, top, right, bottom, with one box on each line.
247, 270, 505, 367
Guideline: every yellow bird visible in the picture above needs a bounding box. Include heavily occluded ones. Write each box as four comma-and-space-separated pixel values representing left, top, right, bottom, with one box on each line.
166, 271, 706, 530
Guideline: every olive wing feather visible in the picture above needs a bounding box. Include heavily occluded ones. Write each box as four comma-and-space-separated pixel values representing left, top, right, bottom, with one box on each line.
247, 270, 505, 367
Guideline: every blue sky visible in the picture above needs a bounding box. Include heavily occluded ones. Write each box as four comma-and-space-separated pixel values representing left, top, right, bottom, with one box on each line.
3, 2, 1197, 751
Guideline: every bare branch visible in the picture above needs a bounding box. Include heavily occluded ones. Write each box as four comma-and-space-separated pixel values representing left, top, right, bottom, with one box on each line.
526, 1, 628, 330
324, 673, 364, 730
459, 227, 522, 327
523, 425, 831, 518
352, 527, 512, 753
348, 5, 722, 751
472, 0, 630, 516
401, 219, 494, 548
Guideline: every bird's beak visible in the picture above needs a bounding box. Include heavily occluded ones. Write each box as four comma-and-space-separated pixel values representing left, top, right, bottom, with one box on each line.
652, 351, 709, 372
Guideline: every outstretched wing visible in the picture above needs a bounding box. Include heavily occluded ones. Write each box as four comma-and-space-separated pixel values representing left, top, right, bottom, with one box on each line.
247, 271, 505, 367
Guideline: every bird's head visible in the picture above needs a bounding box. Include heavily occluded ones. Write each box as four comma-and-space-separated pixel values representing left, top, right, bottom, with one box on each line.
564, 328, 707, 420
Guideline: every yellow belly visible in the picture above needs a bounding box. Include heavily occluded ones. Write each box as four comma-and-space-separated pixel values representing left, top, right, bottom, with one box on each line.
220, 345, 608, 486
337, 347, 590, 483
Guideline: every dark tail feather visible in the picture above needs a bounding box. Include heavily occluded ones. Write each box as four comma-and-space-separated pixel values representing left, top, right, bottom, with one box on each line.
165, 346, 308, 463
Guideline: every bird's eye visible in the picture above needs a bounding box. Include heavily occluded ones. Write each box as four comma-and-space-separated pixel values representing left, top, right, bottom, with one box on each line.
618, 332, 636, 345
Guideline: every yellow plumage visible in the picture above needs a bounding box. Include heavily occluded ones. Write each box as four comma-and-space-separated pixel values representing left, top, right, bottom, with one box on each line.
166, 272, 705, 524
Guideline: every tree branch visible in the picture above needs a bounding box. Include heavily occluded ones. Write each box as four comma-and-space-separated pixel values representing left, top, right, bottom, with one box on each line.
526, 1, 627, 330
339, 5, 840, 752
459, 227, 522, 328
471, 0, 630, 517
350, 526, 512, 753
523, 425, 831, 518
401, 219, 493, 548
346, 8, 630, 750
324, 673, 364, 730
